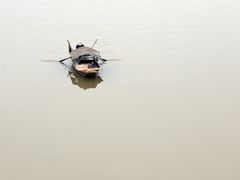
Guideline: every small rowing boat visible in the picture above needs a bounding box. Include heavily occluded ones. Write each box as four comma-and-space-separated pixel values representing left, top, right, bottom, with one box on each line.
67, 40, 105, 77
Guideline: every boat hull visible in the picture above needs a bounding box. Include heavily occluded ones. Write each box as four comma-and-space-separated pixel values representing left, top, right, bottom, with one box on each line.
68, 41, 102, 77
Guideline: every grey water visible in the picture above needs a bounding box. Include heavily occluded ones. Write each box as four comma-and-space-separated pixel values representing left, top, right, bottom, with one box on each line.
0, 0, 240, 179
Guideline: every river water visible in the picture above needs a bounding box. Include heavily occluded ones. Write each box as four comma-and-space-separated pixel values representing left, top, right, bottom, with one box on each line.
0, 0, 240, 179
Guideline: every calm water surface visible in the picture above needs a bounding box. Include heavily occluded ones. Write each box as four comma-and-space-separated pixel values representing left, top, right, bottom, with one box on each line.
0, 0, 240, 179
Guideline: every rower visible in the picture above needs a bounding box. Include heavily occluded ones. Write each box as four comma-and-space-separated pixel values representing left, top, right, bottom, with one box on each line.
76, 43, 84, 49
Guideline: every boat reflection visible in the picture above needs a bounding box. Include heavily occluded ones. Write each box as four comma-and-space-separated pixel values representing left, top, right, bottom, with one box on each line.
67, 66, 103, 90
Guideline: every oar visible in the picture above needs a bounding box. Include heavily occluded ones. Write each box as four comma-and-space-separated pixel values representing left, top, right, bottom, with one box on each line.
101, 58, 107, 61
59, 57, 71, 62
91, 39, 98, 48
99, 58, 122, 62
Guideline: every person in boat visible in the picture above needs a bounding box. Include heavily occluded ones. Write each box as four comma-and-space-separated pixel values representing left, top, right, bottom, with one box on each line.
76, 43, 84, 49
76, 54, 100, 67
76, 54, 96, 63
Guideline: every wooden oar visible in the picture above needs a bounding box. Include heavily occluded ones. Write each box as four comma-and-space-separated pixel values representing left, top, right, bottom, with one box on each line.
99, 58, 122, 62
91, 39, 98, 48
101, 58, 107, 61
59, 57, 71, 62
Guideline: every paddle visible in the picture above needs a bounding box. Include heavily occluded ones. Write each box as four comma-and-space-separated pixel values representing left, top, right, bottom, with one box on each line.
91, 39, 98, 48
101, 58, 107, 61
99, 58, 122, 62
59, 57, 71, 62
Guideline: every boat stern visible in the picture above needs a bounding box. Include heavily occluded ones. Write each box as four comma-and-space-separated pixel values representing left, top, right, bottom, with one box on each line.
74, 64, 100, 76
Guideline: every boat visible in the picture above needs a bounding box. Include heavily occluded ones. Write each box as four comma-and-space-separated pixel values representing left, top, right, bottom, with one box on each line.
67, 40, 105, 77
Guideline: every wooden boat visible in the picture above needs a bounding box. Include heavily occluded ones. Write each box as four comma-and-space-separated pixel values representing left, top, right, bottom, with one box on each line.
67, 40, 104, 77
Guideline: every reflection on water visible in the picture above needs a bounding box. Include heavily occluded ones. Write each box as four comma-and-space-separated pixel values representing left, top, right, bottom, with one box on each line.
65, 64, 103, 90
68, 70, 103, 90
